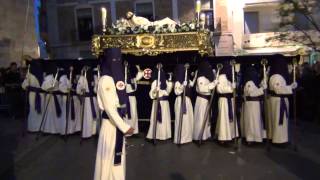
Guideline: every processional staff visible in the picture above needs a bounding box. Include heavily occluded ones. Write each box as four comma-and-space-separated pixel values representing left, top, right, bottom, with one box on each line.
80, 66, 89, 144
261, 58, 271, 151
231, 60, 241, 151
292, 57, 298, 151
64, 66, 74, 141
152, 63, 162, 145
177, 63, 190, 145
198, 63, 223, 145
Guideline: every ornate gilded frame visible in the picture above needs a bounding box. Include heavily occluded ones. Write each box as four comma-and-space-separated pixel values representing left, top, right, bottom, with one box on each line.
92, 30, 214, 56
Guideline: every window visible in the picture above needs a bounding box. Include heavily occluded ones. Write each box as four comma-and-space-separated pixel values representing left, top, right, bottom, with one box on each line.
244, 11, 259, 34
201, 10, 214, 30
135, 2, 154, 21
76, 8, 93, 41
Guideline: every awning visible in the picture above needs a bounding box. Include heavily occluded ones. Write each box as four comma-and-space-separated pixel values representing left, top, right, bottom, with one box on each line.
242, 46, 311, 56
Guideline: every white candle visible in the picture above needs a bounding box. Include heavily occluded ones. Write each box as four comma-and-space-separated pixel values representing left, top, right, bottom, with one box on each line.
196, 0, 201, 26
196, 0, 201, 13
101, 7, 107, 32
200, 13, 206, 29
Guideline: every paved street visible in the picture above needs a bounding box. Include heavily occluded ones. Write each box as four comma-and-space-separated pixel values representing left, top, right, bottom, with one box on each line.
1, 118, 320, 180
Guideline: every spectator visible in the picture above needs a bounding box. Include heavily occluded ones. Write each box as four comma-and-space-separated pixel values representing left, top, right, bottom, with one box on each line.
4, 62, 23, 119
298, 62, 316, 122
314, 62, 320, 124
0, 68, 5, 90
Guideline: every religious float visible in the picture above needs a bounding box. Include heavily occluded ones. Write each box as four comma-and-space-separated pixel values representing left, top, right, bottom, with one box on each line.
92, 10, 214, 57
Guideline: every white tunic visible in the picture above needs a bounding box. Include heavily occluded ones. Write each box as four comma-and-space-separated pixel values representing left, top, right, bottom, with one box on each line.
94, 74, 102, 134
94, 76, 131, 180
125, 83, 139, 135
146, 80, 173, 140
21, 74, 45, 132
173, 81, 194, 144
58, 75, 78, 135
125, 70, 143, 135
76, 76, 98, 138
193, 76, 212, 140
71, 75, 82, 133
41, 74, 60, 134
267, 74, 293, 144
240, 81, 266, 142
215, 74, 238, 141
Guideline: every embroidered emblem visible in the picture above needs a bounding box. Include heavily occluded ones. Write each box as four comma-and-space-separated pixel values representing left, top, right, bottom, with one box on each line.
116, 81, 125, 90
143, 68, 152, 79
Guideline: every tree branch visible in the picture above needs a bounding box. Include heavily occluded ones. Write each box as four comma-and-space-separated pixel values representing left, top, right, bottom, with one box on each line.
299, 0, 320, 32
292, 23, 318, 49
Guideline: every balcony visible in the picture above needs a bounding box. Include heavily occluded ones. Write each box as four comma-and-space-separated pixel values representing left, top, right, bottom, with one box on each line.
242, 31, 319, 55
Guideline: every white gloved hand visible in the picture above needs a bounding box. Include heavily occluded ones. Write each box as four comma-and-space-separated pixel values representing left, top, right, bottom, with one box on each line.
208, 80, 219, 90
291, 82, 298, 89
136, 65, 141, 71
183, 81, 188, 86
213, 80, 218, 85
135, 71, 144, 81
152, 89, 158, 96
179, 85, 184, 92
208, 83, 215, 90
260, 82, 267, 90
24, 78, 30, 87
189, 81, 195, 87
232, 83, 236, 89
168, 73, 173, 81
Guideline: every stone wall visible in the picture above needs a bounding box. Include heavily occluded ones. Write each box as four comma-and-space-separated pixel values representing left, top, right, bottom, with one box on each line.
0, 0, 39, 67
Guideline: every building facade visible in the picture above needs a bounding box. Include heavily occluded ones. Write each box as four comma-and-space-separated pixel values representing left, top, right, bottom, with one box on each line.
43, 0, 320, 59
45, 0, 213, 59
0, 0, 39, 67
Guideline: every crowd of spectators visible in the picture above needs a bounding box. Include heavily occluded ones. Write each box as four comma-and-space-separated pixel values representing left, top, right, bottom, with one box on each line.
297, 61, 320, 124
0, 62, 25, 119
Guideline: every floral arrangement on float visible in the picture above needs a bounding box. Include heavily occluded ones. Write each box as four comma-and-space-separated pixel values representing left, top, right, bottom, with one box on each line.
107, 20, 198, 35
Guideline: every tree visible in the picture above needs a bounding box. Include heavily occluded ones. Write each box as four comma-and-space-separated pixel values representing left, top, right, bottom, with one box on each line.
271, 0, 320, 51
